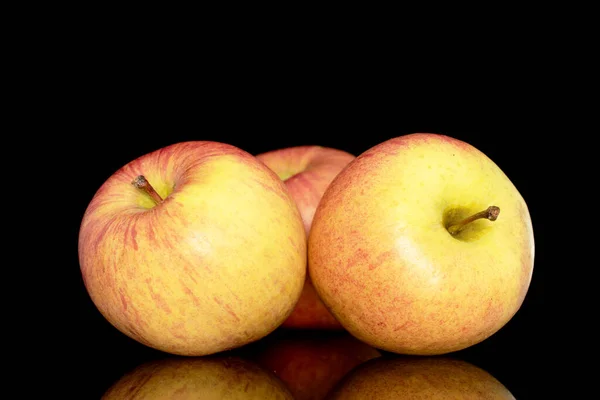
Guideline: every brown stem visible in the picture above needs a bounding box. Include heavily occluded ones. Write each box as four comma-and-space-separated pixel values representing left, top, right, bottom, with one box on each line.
447, 206, 500, 235
131, 175, 163, 204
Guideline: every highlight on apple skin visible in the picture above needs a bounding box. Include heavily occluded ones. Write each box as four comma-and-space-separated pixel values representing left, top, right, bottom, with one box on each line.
78, 141, 307, 356
101, 356, 294, 399
308, 133, 535, 355
256, 145, 356, 330
326, 356, 516, 399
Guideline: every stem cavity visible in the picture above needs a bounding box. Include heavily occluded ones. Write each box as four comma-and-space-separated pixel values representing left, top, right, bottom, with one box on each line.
132, 175, 164, 204
447, 206, 500, 235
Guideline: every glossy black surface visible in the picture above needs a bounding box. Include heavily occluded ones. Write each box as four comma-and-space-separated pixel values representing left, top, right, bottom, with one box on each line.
74, 114, 548, 399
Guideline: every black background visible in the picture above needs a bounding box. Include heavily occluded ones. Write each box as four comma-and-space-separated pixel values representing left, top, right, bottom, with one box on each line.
73, 93, 550, 399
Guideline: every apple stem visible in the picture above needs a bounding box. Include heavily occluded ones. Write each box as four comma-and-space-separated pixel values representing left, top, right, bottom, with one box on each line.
131, 175, 164, 204
447, 206, 500, 235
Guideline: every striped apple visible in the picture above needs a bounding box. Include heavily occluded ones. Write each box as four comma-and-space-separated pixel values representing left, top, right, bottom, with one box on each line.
256, 146, 355, 330
79, 141, 306, 356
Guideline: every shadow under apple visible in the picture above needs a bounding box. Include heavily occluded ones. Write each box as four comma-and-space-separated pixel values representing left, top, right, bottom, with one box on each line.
251, 330, 381, 400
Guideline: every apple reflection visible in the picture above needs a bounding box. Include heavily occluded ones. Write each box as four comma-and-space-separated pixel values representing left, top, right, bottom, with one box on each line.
252, 332, 381, 400
325, 356, 515, 399
101, 355, 293, 399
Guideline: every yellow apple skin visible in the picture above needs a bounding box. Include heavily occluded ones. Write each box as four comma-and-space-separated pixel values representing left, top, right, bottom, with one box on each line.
257, 146, 355, 329
102, 356, 294, 399
79, 141, 306, 356
308, 133, 534, 355
254, 333, 381, 400
326, 356, 515, 399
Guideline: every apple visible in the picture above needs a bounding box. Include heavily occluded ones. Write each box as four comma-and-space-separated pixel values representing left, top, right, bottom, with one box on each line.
78, 141, 307, 356
308, 133, 534, 355
102, 356, 294, 399
326, 356, 515, 399
253, 332, 381, 400
257, 145, 355, 329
